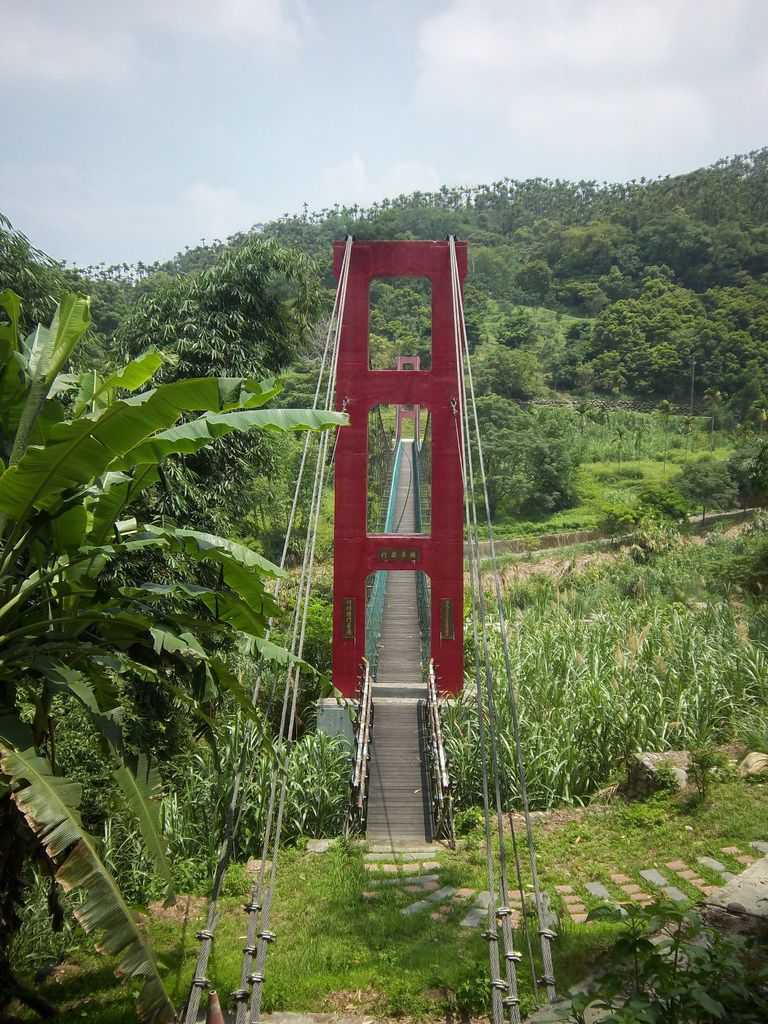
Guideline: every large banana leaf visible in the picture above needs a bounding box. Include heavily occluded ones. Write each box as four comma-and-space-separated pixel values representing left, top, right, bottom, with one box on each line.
0, 287, 21, 357
115, 406, 346, 469
0, 744, 175, 1023
0, 289, 27, 442
0, 381, 343, 521
142, 524, 283, 579
23, 292, 91, 385
8, 295, 93, 466
114, 755, 175, 906
120, 580, 277, 635
72, 351, 166, 417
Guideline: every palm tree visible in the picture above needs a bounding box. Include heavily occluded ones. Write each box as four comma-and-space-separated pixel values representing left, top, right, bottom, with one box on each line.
704, 387, 723, 451
575, 401, 591, 434
657, 399, 673, 476
613, 425, 628, 470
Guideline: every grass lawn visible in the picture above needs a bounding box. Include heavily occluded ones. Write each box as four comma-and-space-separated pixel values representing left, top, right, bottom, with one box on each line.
19, 780, 767, 1022
487, 445, 735, 540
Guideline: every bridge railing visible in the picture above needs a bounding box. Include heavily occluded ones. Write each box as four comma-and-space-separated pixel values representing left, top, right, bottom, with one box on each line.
365, 440, 404, 677
345, 658, 374, 836
412, 442, 431, 667
424, 659, 455, 846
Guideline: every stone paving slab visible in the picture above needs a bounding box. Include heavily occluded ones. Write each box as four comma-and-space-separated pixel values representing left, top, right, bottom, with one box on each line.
460, 907, 486, 928
640, 869, 669, 887
401, 899, 430, 916
364, 851, 423, 861
585, 882, 612, 900
697, 856, 727, 873
751, 841, 768, 854
661, 886, 689, 903
720, 846, 742, 855
368, 874, 439, 888
426, 885, 456, 903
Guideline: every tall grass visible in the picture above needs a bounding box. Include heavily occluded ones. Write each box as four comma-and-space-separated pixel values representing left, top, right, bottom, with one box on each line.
159, 726, 351, 889
445, 533, 768, 809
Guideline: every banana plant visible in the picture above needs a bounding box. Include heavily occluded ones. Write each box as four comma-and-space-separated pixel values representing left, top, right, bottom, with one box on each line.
0, 289, 346, 1021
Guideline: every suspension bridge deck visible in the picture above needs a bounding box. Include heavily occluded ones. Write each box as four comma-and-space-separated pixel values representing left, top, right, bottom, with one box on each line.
367, 439, 432, 845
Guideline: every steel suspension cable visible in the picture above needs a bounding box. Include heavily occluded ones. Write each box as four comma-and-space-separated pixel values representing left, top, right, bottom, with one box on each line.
181, 237, 354, 1024
235, 238, 353, 1024
449, 237, 557, 1003
449, 247, 524, 1024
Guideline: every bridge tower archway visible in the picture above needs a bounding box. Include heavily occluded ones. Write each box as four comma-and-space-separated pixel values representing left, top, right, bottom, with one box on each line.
332, 240, 467, 697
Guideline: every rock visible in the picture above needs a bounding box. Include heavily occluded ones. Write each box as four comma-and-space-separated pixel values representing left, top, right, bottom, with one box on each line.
738, 752, 768, 778
623, 752, 690, 800
306, 838, 332, 853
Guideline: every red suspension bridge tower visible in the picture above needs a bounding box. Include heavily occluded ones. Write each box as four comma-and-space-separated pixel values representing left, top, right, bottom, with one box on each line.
331, 240, 467, 697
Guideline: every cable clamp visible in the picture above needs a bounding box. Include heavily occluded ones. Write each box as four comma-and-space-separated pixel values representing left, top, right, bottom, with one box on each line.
243, 943, 258, 956
502, 996, 521, 1008
538, 975, 557, 988
243, 901, 262, 913
257, 930, 276, 943
232, 988, 250, 1002
481, 929, 499, 943
192, 977, 210, 989
248, 972, 265, 985
539, 929, 557, 941
505, 950, 523, 964
496, 905, 512, 918
490, 980, 508, 992
195, 929, 214, 941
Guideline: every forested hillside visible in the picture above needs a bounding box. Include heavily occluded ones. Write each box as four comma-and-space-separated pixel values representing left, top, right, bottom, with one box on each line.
41, 148, 768, 425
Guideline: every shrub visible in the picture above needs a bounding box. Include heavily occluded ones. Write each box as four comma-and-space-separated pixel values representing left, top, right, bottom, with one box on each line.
563, 901, 768, 1022
638, 484, 691, 522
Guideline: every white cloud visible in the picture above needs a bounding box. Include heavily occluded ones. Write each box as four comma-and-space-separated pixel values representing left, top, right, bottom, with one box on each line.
0, 0, 307, 84
180, 183, 257, 242
320, 152, 442, 207
0, 161, 263, 265
416, 0, 768, 175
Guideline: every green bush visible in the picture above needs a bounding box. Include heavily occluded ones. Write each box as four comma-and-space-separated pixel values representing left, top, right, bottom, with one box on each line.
638, 484, 691, 521
563, 901, 768, 1022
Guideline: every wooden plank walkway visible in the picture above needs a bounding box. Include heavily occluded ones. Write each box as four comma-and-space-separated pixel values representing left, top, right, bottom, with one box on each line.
367, 440, 431, 845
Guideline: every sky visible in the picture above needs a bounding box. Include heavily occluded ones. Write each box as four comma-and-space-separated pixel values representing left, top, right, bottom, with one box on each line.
2, 0, 767, 267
